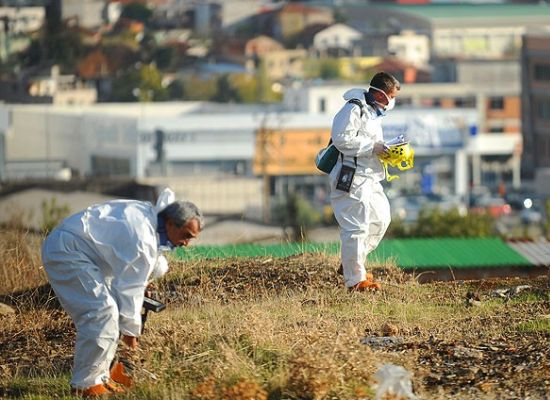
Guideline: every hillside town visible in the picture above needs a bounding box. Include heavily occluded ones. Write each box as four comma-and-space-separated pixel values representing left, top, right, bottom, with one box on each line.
1, 0, 550, 241
1, 2, 550, 399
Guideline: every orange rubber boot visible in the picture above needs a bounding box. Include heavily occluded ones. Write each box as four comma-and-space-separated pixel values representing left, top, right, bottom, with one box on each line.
110, 361, 134, 388
71, 383, 112, 397
349, 273, 381, 292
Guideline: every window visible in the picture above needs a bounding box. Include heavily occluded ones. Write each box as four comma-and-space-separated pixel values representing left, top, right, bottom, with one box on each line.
534, 64, 550, 82
91, 155, 130, 177
397, 97, 412, 106
455, 97, 476, 108
489, 97, 504, 110
319, 97, 326, 113
536, 99, 550, 120
489, 127, 503, 133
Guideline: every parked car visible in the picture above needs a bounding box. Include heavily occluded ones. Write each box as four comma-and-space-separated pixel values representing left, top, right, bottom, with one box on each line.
471, 196, 512, 218
505, 190, 537, 211
390, 195, 428, 223
391, 194, 467, 223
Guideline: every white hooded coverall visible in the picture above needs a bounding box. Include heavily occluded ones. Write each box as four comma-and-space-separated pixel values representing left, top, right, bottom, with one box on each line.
41, 189, 175, 389
329, 88, 391, 288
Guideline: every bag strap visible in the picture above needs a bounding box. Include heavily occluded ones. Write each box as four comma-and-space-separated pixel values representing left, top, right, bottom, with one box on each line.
340, 151, 357, 166
327, 99, 363, 167
346, 99, 362, 166
347, 98, 364, 118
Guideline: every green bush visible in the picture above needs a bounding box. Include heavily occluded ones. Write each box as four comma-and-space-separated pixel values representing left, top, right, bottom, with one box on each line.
387, 207, 494, 238
272, 193, 321, 242
41, 198, 70, 234
544, 200, 550, 237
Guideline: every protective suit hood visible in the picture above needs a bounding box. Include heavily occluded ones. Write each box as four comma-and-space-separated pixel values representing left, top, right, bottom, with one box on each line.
343, 88, 366, 102
155, 188, 176, 213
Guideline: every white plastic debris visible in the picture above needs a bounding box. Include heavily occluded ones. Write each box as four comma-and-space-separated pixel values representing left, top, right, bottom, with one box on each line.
374, 364, 419, 400
491, 285, 532, 299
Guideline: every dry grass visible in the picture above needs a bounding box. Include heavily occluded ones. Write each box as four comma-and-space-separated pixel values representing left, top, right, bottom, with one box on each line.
0, 229, 47, 296
0, 230, 549, 399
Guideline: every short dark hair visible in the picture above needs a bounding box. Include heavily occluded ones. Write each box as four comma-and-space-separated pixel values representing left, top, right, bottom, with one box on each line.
370, 72, 401, 93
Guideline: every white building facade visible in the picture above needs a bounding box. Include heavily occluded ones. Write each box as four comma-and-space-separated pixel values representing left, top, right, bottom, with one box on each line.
387, 30, 430, 67
312, 23, 362, 55
0, 94, 522, 207
283, 82, 522, 195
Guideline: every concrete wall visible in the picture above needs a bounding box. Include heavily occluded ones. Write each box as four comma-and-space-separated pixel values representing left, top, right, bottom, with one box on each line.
5, 106, 137, 178
141, 176, 263, 217
535, 168, 550, 197
62, 0, 104, 28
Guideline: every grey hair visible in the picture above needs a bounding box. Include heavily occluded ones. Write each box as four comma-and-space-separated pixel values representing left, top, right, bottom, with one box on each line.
159, 201, 204, 230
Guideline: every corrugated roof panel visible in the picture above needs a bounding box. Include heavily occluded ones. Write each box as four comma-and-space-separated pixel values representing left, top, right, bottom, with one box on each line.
507, 240, 550, 267
370, 238, 532, 269
177, 238, 534, 271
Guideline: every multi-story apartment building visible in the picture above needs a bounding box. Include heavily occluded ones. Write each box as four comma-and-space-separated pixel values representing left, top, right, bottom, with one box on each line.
343, 3, 550, 61
521, 33, 550, 193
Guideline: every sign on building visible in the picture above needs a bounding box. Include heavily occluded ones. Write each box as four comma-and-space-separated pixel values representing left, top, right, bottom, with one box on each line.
253, 128, 330, 175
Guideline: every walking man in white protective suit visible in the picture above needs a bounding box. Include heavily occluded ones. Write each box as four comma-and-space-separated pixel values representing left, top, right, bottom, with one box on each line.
41, 188, 203, 397
329, 72, 401, 291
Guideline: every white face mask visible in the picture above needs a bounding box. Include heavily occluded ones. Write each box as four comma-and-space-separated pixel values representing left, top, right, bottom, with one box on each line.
370, 86, 395, 112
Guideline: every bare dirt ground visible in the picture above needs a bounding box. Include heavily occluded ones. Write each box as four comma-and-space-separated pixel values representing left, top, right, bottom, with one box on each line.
0, 251, 549, 399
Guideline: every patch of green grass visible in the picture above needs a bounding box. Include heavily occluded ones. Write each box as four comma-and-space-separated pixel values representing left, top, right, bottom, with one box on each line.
516, 318, 550, 333
510, 291, 550, 303
1, 375, 72, 399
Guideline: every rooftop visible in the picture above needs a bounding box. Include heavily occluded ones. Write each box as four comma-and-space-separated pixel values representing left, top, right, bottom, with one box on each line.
344, 3, 550, 31
381, 3, 550, 19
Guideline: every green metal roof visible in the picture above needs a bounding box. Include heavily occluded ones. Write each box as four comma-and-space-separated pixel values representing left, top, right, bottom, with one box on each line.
175, 241, 339, 260
369, 238, 531, 269
378, 3, 550, 19
175, 237, 532, 270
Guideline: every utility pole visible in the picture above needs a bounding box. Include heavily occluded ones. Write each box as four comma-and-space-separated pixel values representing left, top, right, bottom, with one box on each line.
0, 128, 5, 182
258, 113, 271, 224
256, 109, 287, 224
0, 16, 9, 63
154, 128, 167, 177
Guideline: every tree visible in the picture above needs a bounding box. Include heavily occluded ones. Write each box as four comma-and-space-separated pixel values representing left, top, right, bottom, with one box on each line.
110, 63, 167, 102
333, 8, 348, 24
211, 74, 241, 103
387, 208, 494, 238
273, 192, 322, 242
19, 30, 85, 71
153, 46, 177, 70
319, 59, 340, 80
230, 73, 258, 103
180, 76, 217, 101
19, 39, 44, 67
304, 59, 341, 81
120, 2, 153, 24
167, 79, 185, 100
41, 198, 70, 234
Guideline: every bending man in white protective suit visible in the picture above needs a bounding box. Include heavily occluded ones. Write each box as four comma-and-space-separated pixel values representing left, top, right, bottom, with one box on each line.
329, 72, 400, 291
41, 188, 203, 397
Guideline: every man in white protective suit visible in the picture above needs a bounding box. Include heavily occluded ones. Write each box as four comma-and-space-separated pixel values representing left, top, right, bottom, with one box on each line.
41, 188, 203, 397
329, 72, 400, 291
